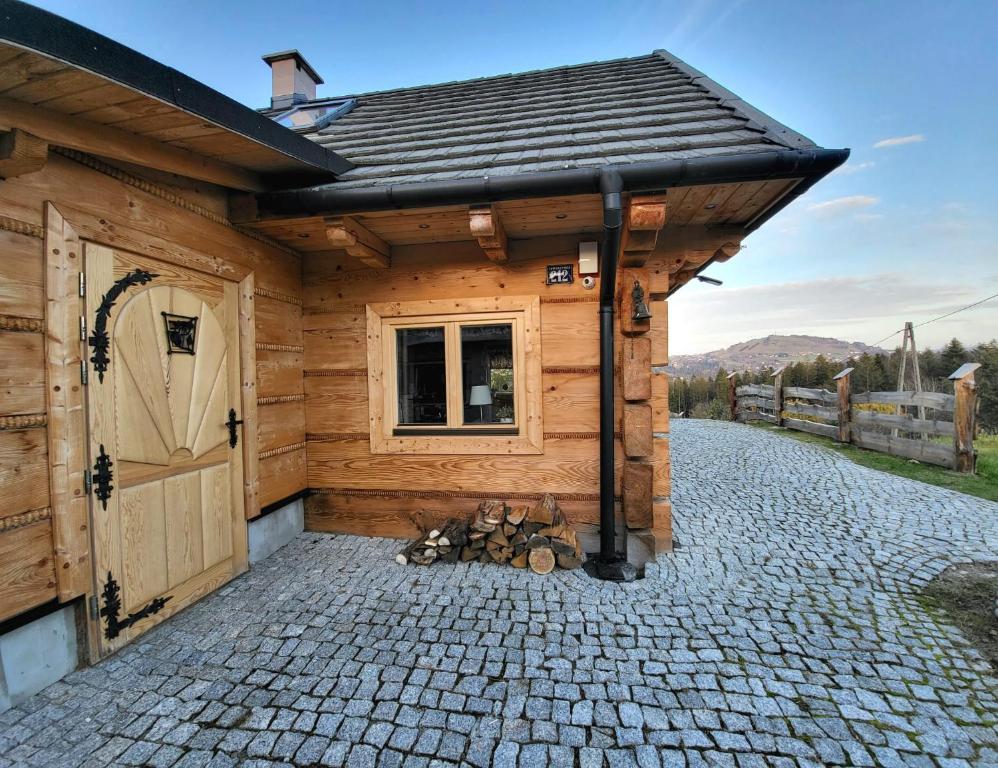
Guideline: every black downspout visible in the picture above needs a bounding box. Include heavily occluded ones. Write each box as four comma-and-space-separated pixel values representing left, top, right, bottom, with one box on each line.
589, 169, 637, 582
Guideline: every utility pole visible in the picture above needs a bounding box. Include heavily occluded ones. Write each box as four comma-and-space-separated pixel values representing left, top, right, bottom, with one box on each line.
895, 321, 924, 438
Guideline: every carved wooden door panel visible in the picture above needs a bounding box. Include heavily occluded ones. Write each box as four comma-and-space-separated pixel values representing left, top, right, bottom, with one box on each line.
83, 243, 247, 656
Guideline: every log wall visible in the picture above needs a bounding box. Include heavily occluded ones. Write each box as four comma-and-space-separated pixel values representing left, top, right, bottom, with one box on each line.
0, 151, 305, 624
302, 236, 672, 541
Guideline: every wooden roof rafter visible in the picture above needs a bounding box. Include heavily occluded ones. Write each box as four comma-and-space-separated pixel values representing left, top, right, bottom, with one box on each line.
324, 215, 391, 269
468, 205, 508, 262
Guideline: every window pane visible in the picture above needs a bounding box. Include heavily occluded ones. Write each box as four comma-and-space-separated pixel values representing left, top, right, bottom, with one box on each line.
397, 327, 446, 425
461, 324, 514, 425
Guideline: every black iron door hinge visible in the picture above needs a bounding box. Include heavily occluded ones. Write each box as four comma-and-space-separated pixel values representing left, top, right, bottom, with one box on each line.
99, 571, 171, 640
92, 444, 113, 510
226, 408, 244, 449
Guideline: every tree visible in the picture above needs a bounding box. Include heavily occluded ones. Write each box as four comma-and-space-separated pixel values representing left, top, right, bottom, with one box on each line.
941, 338, 968, 377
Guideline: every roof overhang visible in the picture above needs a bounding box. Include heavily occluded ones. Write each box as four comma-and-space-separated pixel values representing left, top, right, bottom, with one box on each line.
0, 0, 353, 190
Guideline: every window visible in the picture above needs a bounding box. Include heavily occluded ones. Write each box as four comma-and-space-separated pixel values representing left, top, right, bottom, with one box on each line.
271, 98, 356, 131
367, 297, 542, 454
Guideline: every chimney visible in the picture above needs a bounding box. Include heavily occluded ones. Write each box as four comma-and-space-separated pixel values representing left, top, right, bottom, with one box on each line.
262, 50, 323, 110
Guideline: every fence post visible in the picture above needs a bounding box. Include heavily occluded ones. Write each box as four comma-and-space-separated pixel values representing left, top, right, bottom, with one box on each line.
727, 372, 737, 421
771, 366, 786, 427
833, 367, 854, 443
949, 363, 981, 473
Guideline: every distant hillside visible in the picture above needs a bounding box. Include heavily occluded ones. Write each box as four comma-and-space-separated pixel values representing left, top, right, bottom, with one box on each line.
668, 334, 884, 378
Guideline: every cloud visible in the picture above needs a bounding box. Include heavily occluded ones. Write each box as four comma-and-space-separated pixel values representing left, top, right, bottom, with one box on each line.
668, 274, 998, 356
806, 195, 879, 216
873, 134, 925, 148
831, 161, 875, 176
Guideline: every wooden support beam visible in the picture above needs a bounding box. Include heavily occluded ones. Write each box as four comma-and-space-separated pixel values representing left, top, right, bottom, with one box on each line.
772, 365, 786, 427
469, 205, 508, 262
727, 372, 738, 420
623, 403, 652, 458
712, 241, 741, 263
325, 215, 390, 269
618, 266, 652, 335
834, 367, 853, 443
0, 128, 48, 179
0, 96, 265, 192
950, 363, 981, 473
620, 195, 667, 267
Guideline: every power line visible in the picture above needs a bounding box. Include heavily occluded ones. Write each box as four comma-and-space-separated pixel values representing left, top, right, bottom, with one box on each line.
873, 290, 998, 347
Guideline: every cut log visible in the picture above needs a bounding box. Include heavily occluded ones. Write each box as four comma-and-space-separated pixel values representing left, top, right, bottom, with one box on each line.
489, 530, 510, 547
511, 550, 529, 568
460, 546, 478, 562
528, 494, 559, 526
503, 523, 516, 537
528, 547, 556, 575
551, 538, 576, 557
538, 523, 565, 539
556, 552, 583, 570
526, 535, 550, 550
505, 505, 528, 526
395, 538, 424, 565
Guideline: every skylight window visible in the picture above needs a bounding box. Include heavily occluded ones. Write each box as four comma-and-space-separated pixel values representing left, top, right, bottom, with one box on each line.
272, 98, 355, 131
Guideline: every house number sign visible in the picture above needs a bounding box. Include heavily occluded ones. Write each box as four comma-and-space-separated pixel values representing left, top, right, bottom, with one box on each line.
546, 264, 574, 285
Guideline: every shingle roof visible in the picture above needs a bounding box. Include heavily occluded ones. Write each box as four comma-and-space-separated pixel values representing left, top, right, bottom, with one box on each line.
288, 50, 818, 190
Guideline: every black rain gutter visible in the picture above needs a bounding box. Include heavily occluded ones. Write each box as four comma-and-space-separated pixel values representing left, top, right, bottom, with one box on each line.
247, 148, 848, 217
0, 0, 354, 180
245, 146, 848, 581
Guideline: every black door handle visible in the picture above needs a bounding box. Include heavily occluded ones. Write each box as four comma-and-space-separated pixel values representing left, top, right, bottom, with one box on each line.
226, 408, 244, 448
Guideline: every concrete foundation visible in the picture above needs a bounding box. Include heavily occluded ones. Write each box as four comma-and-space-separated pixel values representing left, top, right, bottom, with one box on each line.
0, 605, 79, 712
248, 497, 305, 564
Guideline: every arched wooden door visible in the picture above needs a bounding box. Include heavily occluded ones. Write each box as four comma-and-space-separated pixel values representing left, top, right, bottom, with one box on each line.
83, 243, 247, 656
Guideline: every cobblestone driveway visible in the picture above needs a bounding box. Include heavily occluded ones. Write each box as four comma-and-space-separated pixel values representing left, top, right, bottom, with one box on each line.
2, 420, 996, 768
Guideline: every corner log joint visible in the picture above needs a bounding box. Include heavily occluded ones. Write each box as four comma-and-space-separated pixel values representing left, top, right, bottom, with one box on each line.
469, 205, 508, 262
0, 128, 48, 179
325, 215, 390, 269
620, 195, 667, 267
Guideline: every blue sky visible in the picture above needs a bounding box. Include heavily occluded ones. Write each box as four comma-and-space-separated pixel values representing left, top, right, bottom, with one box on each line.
31, 0, 998, 354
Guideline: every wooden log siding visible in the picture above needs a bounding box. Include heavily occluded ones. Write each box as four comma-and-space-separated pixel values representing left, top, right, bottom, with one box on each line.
0, 148, 310, 624
302, 240, 670, 542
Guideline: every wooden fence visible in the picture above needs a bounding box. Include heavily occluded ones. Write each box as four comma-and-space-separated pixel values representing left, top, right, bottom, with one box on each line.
729, 363, 981, 472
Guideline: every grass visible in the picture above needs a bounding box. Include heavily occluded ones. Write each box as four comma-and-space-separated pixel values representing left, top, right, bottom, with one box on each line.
919, 561, 998, 670
747, 424, 998, 503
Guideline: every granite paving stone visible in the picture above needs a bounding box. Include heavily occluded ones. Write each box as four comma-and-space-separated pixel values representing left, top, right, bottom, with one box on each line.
1, 420, 995, 767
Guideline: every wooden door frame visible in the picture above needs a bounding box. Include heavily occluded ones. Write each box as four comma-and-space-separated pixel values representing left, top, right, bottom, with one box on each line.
44, 202, 258, 661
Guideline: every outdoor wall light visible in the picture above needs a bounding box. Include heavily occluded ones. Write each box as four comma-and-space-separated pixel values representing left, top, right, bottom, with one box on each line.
696, 275, 723, 286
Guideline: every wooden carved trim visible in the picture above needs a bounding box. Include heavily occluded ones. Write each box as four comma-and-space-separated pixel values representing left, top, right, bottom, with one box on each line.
0, 214, 43, 239
0, 314, 45, 333
256, 342, 304, 353
254, 287, 303, 306
258, 394, 305, 405
52, 147, 301, 258
312, 487, 623, 503
304, 368, 367, 377
0, 507, 52, 532
259, 442, 306, 459
544, 431, 623, 440
543, 366, 601, 375
307, 432, 369, 441
0, 414, 46, 430
540, 296, 599, 304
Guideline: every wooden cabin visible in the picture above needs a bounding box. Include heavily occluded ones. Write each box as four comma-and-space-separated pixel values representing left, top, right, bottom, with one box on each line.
0, 1, 845, 700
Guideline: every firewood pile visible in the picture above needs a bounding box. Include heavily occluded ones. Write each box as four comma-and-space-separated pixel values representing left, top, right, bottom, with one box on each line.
395, 494, 584, 574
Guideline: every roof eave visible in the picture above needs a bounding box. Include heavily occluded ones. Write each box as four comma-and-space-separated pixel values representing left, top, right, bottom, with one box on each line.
0, 0, 354, 179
